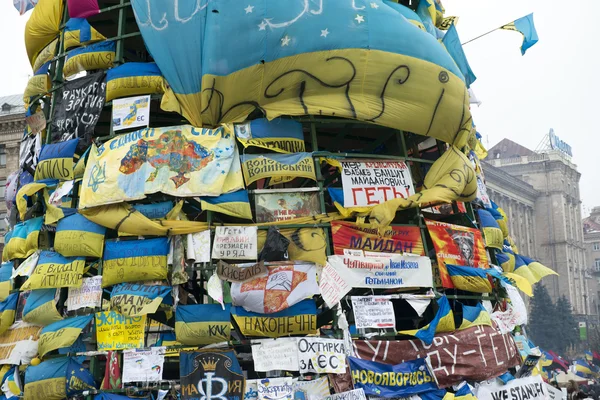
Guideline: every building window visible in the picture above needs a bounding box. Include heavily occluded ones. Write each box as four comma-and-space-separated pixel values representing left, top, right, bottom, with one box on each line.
0, 179, 5, 201
0, 146, 6, 168
595, 259, 600, 270
595, 242, 600, 251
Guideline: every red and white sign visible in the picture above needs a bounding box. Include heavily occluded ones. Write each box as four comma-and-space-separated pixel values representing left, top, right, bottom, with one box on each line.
341, 160, 414, 207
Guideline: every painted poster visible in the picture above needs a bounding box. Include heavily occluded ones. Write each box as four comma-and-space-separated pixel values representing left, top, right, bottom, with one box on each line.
212, 226, 258, 260
180, 350, 245, 400
122, 347, 165, 383
255, 188, 320, 223
425, 219, 489, 288
475, 375, 547, 400
251, 338, 299, 372
112, 95, 150, 132
258, 378, 294, 400
293, 377, 330, 400
340, 160, 414, 207
330, 221, 424, 256
66, 276, 103, 311
95, 311, 146, 350
296, 337, 346, 374
50, 71, 106, 144
80, 125, 244, 208
351, 296, 396, 329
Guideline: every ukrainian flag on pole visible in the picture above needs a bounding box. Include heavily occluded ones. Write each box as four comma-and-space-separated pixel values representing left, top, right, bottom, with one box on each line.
501, 14, 539, 55
398, 296, 455, 345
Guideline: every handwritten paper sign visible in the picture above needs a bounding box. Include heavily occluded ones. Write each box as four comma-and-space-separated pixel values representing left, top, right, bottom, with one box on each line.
341, 160, 414, 207
186, 230, 211, 263
320, 389, 367, 400
112, 95, 150, 132
25, 110, 46, 134
217, 260, 267, 282
122, 347, 165, 383
319, 262, 353, 308
251, 338, 299, 372
50, 71, 106, 143
297, 337, 346, 374
258, 377, 294, 400
351, 296, 396, 329
66, 276, 102, 311
95, 311, 146, 350
212, 226, 257, 260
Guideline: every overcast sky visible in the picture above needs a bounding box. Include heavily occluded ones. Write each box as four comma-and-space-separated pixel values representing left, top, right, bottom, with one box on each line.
0, 1, 597, 214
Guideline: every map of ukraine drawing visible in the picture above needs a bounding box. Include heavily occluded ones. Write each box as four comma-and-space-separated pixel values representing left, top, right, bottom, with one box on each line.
119, 129, 214, 188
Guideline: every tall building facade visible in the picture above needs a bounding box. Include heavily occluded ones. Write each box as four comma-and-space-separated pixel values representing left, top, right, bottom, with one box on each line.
485, 138, 592, 318
0, 94, 26, 249
583, 208, 600, 317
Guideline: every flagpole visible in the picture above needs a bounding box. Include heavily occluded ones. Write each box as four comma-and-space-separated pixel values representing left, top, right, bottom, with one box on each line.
461, 27, 502, 46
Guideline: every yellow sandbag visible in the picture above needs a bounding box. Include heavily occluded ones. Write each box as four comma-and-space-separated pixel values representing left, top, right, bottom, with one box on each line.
25, 0, 63, 66
32, 39, 58, 73
63, 40, 115, 78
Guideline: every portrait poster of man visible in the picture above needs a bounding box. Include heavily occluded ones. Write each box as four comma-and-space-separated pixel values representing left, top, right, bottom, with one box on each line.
425, 219, 489, 288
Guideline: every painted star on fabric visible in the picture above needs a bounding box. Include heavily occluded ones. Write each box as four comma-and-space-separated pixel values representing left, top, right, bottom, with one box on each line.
245, 5, 254, 14
321, 28, 329, 38
281, 35, 291, 46
370, 2, 379, 9
355, 14, 365, 24
258, 21, 267, 31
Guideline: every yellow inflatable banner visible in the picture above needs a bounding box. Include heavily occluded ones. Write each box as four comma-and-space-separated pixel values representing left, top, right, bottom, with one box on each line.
80, 125, 244, 208
95, 311, 146, 350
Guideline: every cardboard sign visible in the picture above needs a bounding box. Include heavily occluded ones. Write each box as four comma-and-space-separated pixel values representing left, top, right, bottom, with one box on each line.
217, 260, 267, 282
25, 111, 46, 134
297, 337, 346, 374
251, 338, 299, 372
258, 377, 294, 400
122, 347, 165, 383
351, 296, 396, 329
112, 95, 150, 131
476, 375, 547, 400
212, 226, 258, 260
331, 221, 424, 256
50, 71, 106, 143
66, 276, 102, 311
341, 160, 414, 207
320, 389, 366, 400
95, 311, 146, 350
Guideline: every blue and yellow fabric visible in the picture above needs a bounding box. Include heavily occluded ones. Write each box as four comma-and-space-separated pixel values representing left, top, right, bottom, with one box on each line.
102, 237, 169, 287
54, 212, 106, 258
175, 303, 231, 345
383, 1, 425, 31
23, 357, 96, 400
106, 62, 164, 102
24, 0, 63, 66
574, 359, 596, 377
442, 24, 476, 87
32, 38, 58, 73
586, 350, 594, 362
398, 296, 455, 345
23, 289, 63, 326
34, 138, 79, 181
233, 117, 305, 153
20, 251, 86, 290
1, 366, 22, 400
63, 18, 106, 51
459, 302, 492, 330
0, 294, 18, 335
95, 394, 139, 400
327, 187, 372, 218
23, 61, 51, 102
500, 14, 539, 55
132, 201, 173, 220
490, 201, 509, 238
447, 264, 493, 293
2, 216, 43, 262
416, 0, 443, 38
38, 315, 93, 358
519, 255, 558, 282
453, 385, 477, 400
476, 209, 503, 249
200, 190, 252, 220
63, 40, 115, 78
0, 262, 13, 301
110, 283, 172, 317
131, 0, 473, 149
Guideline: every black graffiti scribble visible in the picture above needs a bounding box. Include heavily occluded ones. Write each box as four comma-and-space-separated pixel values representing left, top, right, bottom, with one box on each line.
366, 65, 410, 122
453, 89, 473, 143
201, 78, 266, 124
426, 89, 445, 136
290, 228, 327, 252
264, 56, 357, 117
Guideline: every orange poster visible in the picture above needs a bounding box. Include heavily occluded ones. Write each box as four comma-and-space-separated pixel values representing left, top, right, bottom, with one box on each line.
330, 221, 424, 256
425, 219, 489, 288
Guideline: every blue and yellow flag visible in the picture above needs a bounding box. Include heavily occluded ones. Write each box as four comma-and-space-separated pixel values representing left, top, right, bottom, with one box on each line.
55, 212, 106, 258
234, 118, 305, 154
459, 302, 492, 330
416, 0, 440, 37
63, 40, 115, 78
0, 294, 18, 335
102, 238, 169, 287
175, 303, 231, 345
23, 289, 63, 326
1, 366, 22, 400
442, 24, 476, 87
200, 190, 252, 220
447, 264, 493, 293
132, 201, 173, 220
398, 296, 455, 345
232, 299, 317, 338
496, 251, 516, 273
34, 138, 79, 182
2, 216, 43, 262
519, 255, 558, 282
586, 350, 594, 362
454, 385, 477, 400
63, 17, 106, 49
110, 283, 172, 317
501, 14, 539, 55
477, 209, 503, 249
38, 315, 93, 358
21, 251, 85, 291
0, 262, 13, 301
24, 357, 96, 400
574, 358, 596, 377
106, 62, 164, 102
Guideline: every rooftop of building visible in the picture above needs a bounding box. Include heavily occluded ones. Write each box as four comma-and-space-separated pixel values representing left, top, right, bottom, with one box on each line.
584, 207, 600, 234
486, 137, 578, 171
0, 94, 24, 117
488, 138, 536, 160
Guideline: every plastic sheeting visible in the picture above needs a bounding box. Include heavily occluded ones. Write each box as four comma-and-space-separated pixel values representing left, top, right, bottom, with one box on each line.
131, 0, 472, 147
